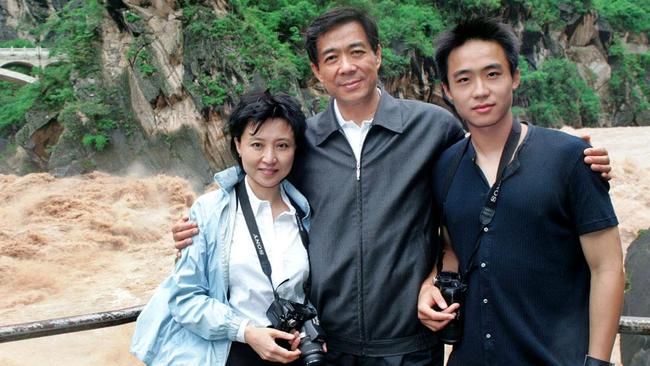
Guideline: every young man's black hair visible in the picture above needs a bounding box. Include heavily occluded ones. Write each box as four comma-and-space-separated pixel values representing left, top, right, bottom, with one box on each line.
434, 18, 520, 86
225, 90, 306, 166
304, 6, 380, 66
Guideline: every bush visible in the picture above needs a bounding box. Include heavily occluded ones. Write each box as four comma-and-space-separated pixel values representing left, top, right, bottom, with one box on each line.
0, 81, 40, 136
0, 39, 36, 48
608, 41, 650, 122
82, 133, 109, 151
515, 57, 601, 127
594, 0, 650, 36
23, 0, 117, 150
34, 0, 103, 74
366, 0, 445, 77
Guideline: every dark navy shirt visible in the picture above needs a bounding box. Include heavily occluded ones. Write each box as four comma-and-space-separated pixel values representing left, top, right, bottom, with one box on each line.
434, 124, 618, 366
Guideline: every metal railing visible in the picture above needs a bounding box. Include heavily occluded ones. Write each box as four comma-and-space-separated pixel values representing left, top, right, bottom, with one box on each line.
0, 306, 649, 343
0, 305, 143, 343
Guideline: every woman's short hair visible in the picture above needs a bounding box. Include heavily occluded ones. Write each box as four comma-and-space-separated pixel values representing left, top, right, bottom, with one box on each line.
224, 90, 307, 165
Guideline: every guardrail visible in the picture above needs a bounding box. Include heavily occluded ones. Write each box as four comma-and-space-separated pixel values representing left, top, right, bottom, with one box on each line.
0, 305, 143, 343
0, 306, 649, 344
0, 47, 50, 57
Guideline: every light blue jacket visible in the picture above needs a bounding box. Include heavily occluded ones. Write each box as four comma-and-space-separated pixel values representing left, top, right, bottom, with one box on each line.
130, 166, 311, 365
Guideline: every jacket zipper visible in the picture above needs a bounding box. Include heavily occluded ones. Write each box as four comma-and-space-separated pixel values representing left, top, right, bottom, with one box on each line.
339, 128, 367, 353
356, 155, 366, 352
356, 161, 360, 180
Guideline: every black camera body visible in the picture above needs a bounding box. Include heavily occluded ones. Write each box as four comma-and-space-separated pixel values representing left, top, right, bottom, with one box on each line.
267, 299, 326, 365
434, 271, 467, 344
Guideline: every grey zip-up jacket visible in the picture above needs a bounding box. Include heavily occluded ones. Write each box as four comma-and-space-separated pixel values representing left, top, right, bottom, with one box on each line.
291, 90, 464, 356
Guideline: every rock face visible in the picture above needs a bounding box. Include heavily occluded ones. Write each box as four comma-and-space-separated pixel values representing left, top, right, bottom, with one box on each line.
567, 45, 611, 92
14, 109, 62, 169
0, 0, 232, 187
621, 230, 650, 366
0, 2, 648, 181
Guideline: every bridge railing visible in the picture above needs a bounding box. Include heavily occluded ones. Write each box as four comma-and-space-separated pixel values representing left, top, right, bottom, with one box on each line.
0, 46, 50, 57
0, 305, 648, 344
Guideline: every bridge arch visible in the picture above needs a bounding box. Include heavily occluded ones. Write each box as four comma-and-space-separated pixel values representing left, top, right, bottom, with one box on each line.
0, 68, 37, 84
0, 61, 36, 71
0, 47, 63, 84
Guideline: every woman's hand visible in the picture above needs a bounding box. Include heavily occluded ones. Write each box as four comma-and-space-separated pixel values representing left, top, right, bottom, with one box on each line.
244, 325, 301, 363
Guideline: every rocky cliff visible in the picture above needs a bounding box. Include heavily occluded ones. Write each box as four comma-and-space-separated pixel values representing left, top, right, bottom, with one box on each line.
0, 0, 648, 186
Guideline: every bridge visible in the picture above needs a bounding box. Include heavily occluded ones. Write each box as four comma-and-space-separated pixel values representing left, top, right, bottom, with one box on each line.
0, 47, 64, 84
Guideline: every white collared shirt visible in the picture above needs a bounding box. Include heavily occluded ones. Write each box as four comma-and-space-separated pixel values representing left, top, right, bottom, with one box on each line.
228, 177, 309, 342
334, 100, 374, 164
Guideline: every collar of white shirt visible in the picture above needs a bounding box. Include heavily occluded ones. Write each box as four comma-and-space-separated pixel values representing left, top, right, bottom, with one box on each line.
333, 87, 382, 128
244, 176, 296, 218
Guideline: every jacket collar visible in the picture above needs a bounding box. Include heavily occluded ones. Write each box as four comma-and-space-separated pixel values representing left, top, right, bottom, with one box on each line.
212, 165, 311, 219
312, 87, 404, 146
213, 165, 243, 191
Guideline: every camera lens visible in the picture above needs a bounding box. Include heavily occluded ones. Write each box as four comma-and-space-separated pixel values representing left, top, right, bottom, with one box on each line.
299, 339, 326, 365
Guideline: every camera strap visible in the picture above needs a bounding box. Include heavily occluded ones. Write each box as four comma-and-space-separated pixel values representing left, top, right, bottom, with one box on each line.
235, 179, 310, 303
437, 119, 522, 280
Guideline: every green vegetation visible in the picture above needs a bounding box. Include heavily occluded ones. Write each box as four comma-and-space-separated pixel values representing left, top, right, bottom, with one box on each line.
515, 57, 601, 127
513, 0, 588, 26
182, 0, 313, 113
35, 0, 103, 74
0, 39, 36, 48
182, 0, 448, 112
1, 0, 649, 152
608, 40, 650, 123
637, 228, 649, 238
125, 11, 142, 24
593, 0, 650, 37
1, 0, 119, 151
369, 0, 445, 78
59, 99, 116, 151
434, 0, 587, 27
127, 38, 158, 77
0, 81, 39, 136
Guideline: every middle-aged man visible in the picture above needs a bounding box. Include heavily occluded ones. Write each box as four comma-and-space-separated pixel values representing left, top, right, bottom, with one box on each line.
172, 7, 612, 366
418, 18, 624, 366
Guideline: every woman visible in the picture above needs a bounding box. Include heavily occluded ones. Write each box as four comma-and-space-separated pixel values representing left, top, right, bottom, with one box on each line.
131, 91, 312, 365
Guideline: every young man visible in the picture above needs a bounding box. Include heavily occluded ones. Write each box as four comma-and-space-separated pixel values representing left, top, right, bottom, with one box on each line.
418, 18, 624, 366
172, 8, 613, 366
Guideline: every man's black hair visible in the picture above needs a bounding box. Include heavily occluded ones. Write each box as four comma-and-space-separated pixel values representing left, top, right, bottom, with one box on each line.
225, 90, 306, 166
305, 6, 379, 66
434, 18, 520, 86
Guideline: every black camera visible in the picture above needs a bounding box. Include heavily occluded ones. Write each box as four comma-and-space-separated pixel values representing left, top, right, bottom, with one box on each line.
433, 271, 467, 344
267, 299, 326, 365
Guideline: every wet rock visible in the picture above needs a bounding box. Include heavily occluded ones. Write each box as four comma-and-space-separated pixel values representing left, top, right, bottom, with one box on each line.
621, 230, 650, 366
14, 109, 61, 169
